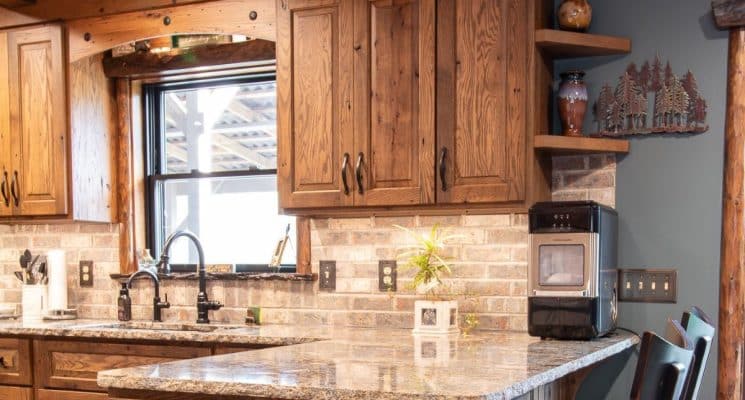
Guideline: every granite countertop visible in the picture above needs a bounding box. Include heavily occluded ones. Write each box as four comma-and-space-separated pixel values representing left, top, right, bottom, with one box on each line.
0, 319, 329, 346
95, 325, 639, 400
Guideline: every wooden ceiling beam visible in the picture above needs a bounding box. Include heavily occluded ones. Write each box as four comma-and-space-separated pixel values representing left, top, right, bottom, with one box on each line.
67, 0, 275, 62
713, 0, 745, 28
104, 39, 276, 78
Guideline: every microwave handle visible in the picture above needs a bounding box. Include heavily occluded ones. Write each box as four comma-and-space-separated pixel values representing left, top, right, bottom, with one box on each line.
533, 289, 588, 297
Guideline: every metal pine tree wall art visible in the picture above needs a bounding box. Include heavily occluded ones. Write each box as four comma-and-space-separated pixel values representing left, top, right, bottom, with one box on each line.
593, 56, 708, 137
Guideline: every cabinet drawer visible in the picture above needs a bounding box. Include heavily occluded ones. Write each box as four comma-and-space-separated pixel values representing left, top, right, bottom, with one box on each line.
0, 386, 32, 400
0, 338, 32, 386
35, 340, 210, 392
37, 388, 109, 400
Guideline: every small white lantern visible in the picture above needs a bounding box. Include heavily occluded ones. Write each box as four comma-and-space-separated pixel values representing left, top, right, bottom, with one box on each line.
412, 300, 459, 335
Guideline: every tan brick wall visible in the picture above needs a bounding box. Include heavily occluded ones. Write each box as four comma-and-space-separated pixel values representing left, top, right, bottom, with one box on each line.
0, 153, 615, 330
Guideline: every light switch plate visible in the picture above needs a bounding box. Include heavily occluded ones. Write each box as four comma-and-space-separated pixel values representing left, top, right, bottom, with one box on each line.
79, 260, 94, 287
319, 261, 336, 291
378, 260, 397, 292
618, 268, 677, 303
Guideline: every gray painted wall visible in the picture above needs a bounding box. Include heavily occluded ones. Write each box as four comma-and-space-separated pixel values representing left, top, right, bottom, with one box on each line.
554, 0, 728, 398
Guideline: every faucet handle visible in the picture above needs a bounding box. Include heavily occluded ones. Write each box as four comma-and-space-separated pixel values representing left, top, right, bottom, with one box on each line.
209, 300, 223, 311
158, 293, 171, 309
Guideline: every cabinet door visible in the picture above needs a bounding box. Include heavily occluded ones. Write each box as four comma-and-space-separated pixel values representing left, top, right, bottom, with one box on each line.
7, 25, 68, 216
436, 0, 528, 204
0, 386, 32, 400
352, 0, 435, 206
0, 32, 11, 218
277, 0, 355, 209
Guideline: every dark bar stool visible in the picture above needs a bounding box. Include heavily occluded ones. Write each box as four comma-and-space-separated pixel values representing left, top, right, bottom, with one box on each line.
630, 319, 695, 400
680, 307, 716, 400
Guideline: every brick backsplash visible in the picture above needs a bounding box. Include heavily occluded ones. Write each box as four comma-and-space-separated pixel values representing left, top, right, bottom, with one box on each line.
0, 154, 615, 330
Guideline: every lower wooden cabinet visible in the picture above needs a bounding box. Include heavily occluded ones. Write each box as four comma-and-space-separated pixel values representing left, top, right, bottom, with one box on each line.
0, 336, 271, 400
0, 338, 32, 386
34, 340, 211, 393
36, 389, 108, 400
0, 386, 32, 400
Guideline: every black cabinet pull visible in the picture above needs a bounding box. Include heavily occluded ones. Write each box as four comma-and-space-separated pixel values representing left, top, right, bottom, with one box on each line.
341, 153, 350, 195
439, 147, 448, 192
355, 152, 364, 195
10, 171, 18, 206
0, 170, 8, 207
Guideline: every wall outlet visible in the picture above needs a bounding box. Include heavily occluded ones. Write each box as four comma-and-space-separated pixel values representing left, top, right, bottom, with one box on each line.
319, 261, 336, 291
79, 260, 94, 287
378, 260, 397, 292
618, 268, 677, 303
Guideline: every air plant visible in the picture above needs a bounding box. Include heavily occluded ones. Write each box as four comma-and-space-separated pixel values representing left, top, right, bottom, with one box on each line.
395, 224, 461, 299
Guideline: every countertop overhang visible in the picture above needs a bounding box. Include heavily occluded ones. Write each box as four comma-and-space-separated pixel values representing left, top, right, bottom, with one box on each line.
69, 321, 635, 400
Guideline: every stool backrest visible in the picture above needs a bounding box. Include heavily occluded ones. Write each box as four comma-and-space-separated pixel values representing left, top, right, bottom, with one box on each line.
680, 307, 715, 400
630, 319, 695, 400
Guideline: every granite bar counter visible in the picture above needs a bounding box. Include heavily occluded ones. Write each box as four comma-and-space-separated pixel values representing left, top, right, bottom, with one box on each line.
97, 327, 638, 400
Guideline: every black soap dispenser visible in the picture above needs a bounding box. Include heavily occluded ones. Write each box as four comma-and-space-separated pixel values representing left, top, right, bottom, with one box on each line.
117, 282, 132, 321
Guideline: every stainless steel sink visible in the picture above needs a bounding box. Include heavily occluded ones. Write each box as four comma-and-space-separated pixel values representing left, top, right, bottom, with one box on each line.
73, 322, 245, 333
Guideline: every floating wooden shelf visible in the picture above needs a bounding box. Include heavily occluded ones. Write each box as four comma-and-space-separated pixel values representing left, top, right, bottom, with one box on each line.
534, 135, 630, 155
535, 29, 631, 58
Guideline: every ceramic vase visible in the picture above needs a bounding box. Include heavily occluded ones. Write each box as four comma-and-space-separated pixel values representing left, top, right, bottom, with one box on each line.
558, 70, 588, 137
558, 0, 592, 32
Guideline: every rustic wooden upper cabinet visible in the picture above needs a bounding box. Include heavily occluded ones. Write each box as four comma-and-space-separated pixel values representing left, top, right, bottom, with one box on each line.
278, 0, 547, 213
436, 0, 529, 204
6, 25, 68, 217
0, 24, 117, 222
277, 0, 355, 209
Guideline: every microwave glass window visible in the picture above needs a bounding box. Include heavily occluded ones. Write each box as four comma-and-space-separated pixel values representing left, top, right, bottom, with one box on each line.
539, 245, 584, 286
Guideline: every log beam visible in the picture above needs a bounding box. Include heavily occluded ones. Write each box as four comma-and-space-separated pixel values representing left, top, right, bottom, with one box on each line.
713, 0, 745, 28
103, 39, 276, 78
718, 26, 745, 400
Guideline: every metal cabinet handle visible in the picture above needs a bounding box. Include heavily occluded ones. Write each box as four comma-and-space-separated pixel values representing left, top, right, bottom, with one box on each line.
341, 153, 350, 195
355, 152, 364, 195
439, 147, 448, 192
0, 171, 8, 207
10, 171, 18, 206
0, 356, 7, 368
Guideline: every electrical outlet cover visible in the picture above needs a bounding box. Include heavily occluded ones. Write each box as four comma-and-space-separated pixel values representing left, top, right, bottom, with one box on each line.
319, 261, 336, 291
378, 260, 397, 292
79, 260, 94, 287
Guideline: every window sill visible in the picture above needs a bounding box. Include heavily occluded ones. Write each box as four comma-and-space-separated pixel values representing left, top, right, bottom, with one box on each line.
110, 272, 316, 282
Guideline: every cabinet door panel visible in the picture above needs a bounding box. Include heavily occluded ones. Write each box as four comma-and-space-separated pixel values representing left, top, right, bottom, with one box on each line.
0, 32, 11, 217
8, 25, 68, 216
0, 386, 32, 400
436, 0, 527, 204
277, 0, 354, 209
353, 0, 435, 206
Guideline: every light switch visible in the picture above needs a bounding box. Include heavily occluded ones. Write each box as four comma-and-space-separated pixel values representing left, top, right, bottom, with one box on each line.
319, 261, 336, 291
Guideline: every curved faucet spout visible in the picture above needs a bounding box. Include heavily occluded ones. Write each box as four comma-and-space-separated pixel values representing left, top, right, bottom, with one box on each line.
158, 230, 221, 323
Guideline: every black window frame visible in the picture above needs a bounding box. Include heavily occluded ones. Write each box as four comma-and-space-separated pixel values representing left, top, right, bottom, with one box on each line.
143, 73, 295, 272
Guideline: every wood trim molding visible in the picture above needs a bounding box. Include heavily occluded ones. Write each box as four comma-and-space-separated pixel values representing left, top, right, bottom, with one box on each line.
116, 78, 136, 274
718, 26, 745, 400
66, 0, 275, 62
103, 39, 276, 79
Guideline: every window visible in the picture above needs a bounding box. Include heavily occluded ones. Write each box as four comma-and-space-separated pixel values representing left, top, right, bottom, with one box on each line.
144, 74, 296, 272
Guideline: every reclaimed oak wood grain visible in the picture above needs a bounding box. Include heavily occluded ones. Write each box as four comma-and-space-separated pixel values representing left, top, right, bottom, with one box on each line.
436, 0, 528, 204
7, 24, 68, 217
277, 0, 355, 209
535, 29, 631, 58
352, 0, 435, 207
